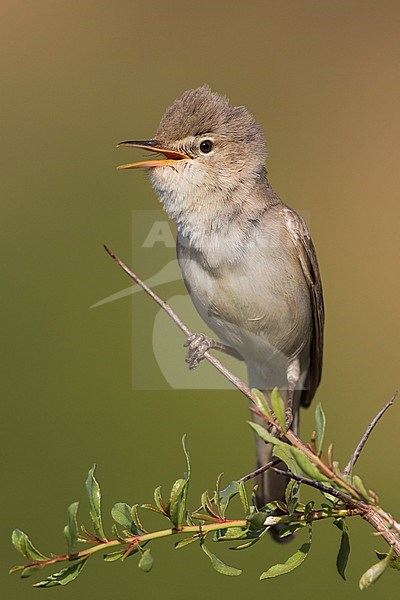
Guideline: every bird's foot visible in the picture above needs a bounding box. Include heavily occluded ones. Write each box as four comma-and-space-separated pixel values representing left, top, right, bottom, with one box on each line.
184, 333, 216, 369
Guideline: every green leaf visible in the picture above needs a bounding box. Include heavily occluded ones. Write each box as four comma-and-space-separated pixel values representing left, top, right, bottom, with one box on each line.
9, 565, 24, 575
315, 403, 326, 456
239, 481, 249, 515
138, 549, 154, 572
85, 466, 106, 541
352, 475, 369, 500
251, 389, 272, 418
231, 538, 260, 550
111, 503, 132, 530
201, 543, 242, 576
21, 565, 40, 579
218, 481, 240, 519
271, 387, 287, 432
12, 529, 48, 561
359, 555, 391, 590
111, 523, 127, 543
141, 503, 164, 515
175, 535, 199, 549
247, 421, 285, 446
290, 448, 328, 482
273, 444, 301, 475
260, 526, 312, 579
154, 486, 167, 514
103, 550, 126, 562
182, 434, 191, 480
64, 502, 79, 555
201, 490, 218, 518
279, 523, 306, 538
335, 518, 350, 580
131, 504, 145, 534
33, 558, 88, 588
192, 512, 219, 522
247, 511, 269, 530
214, 527, 247, 541
169, 478, 187, 529
214, 473, 224, 517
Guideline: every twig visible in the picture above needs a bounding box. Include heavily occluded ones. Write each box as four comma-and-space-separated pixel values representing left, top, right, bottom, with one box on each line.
344, 392, 397, 476
104, 246, 255, 404
271, 467, 354, 504
238, 458, 281, 483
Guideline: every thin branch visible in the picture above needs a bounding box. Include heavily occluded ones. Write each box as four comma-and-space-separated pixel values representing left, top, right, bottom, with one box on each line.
271, 467, 354, 503
104, 246, 255, 404
238, 458, 281, 483
344, 392, 397, 476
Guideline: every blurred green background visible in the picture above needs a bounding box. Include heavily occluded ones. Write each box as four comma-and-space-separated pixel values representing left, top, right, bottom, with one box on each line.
2, 1, 399, 598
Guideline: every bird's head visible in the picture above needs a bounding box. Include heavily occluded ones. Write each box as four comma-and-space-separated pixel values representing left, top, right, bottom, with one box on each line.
118, 86, 267, 219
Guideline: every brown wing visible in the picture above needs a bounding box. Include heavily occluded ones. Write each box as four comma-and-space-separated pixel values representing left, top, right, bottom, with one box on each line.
283, 207, 325, 406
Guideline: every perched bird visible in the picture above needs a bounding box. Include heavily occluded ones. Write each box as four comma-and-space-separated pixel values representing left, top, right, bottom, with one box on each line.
117, 86, 324, 512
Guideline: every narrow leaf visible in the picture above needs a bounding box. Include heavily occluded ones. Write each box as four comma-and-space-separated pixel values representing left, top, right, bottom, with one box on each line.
315, 403, 326, 455
274, 444, 301, 475
103, 550, 126, 562
141, 503, 164, 515
33, 559, 88, 588
271, 387, 287, 432
214, 473, 224, 517
21, 565, 40, 579
201, 490, 219, 519
251, 389, 272, 418
260, 526, 312, 579
359, 556, 390, 590
175, 536, 199, 549
9, 565, 24, 574
335, 518, 350, 580
290, 448, 328, 482
138, 549, 154, 572
201, 543, 242, 576
247, 421, 285, 446
182, 434, 191, 480
12, 529, 48, 561
85, 466, 106, 541
218, 481, 240, 519
111, 523, 127, 543
214, 527, 247, 541
248, 511, 270, 530
64, 502, 79, 554
131, 504, 146, 534
239, 481, 249, 514
111, 503, 132, 529
231, 538, 260, 550
352, 475, 369, 500
154, 486, 167, 514
169, 478, 187, 529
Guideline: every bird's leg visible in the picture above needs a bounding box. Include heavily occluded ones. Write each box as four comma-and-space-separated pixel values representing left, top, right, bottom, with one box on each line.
184, 333, 243, 369
285, 358, 300, 429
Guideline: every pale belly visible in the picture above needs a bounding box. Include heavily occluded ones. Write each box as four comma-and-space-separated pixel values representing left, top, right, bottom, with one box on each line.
178, 229, 312, 388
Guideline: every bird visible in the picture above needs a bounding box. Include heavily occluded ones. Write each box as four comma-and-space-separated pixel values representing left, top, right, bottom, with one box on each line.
117, 85, 324, 517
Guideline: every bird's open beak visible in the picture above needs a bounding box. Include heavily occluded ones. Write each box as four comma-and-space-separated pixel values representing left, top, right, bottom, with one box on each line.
117, 139, 190, 170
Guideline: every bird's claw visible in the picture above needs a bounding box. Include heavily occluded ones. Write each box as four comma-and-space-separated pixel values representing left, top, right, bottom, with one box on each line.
184, 333, 214, 369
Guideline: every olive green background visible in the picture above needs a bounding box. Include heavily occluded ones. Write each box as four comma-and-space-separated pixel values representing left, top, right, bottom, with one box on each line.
2, 1, 400, 598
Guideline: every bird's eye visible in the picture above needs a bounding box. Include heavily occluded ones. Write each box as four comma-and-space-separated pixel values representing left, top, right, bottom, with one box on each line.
199, 139, 213, 154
